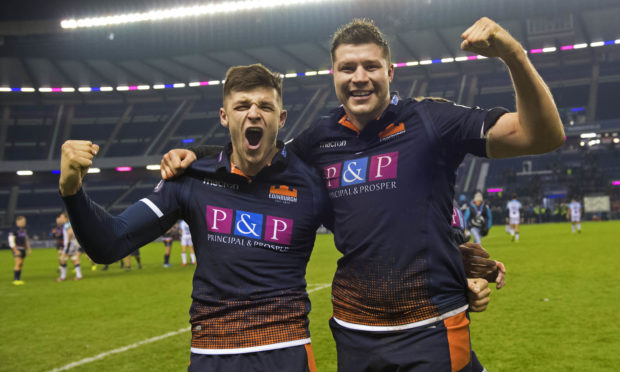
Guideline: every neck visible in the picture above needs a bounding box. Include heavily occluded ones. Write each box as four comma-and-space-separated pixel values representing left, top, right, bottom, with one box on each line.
230, 146, 279, 177
345, 99, 391, 131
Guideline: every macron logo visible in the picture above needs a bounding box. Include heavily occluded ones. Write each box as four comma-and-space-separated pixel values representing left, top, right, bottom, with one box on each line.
323, 151, 398, 189
206, 205, 293, 245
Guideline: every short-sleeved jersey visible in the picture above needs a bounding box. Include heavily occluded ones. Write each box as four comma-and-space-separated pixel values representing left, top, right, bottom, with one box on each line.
569, 201, 582, 218
507, 200, 522, 219
179, 220, 191, 239
52, 226, 64, 247
62, 221, 75, 248
140, 144, 330, 353
10, 226, 28, 248
288, 96, 506, 330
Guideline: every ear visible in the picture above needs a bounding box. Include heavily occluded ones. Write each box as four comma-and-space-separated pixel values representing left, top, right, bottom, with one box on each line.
219, 107, 228, 128
279, 109, 287, 129
387, 63, 395, 83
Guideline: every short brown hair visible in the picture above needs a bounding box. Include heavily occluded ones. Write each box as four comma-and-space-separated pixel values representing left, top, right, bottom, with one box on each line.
16, 215, 26, 222
223, 64, 283, 105
330, 18, 391, 64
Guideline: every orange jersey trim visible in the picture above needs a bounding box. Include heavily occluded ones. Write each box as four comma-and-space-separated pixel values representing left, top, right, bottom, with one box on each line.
230, 162, 251, 181
378, 122, 405, 139
443, 312, 471, 372
338, 115, 360, 134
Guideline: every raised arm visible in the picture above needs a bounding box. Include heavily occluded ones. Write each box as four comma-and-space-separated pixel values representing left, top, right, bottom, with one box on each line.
461, 17, 565, 158
60, 140, 176, 263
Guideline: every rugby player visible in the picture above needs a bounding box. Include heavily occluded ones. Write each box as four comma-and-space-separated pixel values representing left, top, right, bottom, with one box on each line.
507, 194, 523, 242
52, 216, 64, 257
57, 212, 83, 281
179, 220, 196, 266
9, 215, 31, 285
567, 198, 582, 233
60, 64, 330, 371
163, 17, 564, 371
162, 223, 177, 267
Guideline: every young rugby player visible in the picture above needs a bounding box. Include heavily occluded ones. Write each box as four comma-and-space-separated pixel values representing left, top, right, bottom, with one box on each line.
60, 64, 330, 371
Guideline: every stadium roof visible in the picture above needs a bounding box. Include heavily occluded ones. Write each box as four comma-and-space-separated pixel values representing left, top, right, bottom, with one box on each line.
1, 0, 619, 104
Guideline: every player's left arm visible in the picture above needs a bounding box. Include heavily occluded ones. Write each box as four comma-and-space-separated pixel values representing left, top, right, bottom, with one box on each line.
467, 278, 490, 312
461, 17, 565, 159
8, 232, 17, 256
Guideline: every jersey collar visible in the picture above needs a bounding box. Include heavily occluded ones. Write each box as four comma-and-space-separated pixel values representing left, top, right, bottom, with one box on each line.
335, 94, 401, 139
188, 141, 289, 183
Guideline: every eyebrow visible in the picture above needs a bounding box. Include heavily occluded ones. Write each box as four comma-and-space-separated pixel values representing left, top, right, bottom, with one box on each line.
233, 97, 275, 106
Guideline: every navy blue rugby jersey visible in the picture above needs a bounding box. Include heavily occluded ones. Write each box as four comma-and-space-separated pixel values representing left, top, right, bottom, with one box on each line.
288, 96, 507, 329
63, 142, 330, 353
10, 226, 28, 248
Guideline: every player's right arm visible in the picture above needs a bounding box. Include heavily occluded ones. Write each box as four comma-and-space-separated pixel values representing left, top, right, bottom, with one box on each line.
60, 140, 179, 264
160, 145, 225, 180
160, 149, 196, 180
8, 232, 17, 255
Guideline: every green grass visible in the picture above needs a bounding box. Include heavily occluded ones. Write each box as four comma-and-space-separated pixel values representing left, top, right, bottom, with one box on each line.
1, 222, 619, 371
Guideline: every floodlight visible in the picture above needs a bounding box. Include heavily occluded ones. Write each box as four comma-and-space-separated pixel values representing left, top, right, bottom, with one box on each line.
60, 0, 345, 29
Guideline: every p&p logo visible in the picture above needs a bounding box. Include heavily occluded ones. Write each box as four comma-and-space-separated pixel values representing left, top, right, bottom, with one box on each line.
206, 206, 293, 245
323, 151, 398, 189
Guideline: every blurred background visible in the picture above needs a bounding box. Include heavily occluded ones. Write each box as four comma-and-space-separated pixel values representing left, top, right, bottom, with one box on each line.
1, 0, 619, 240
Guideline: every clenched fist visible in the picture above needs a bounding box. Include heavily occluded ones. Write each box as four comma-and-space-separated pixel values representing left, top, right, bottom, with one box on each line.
160, 148, 196, 180
59, 140, 99, 196
461, 17, 523, 61
467, 278, 490, 312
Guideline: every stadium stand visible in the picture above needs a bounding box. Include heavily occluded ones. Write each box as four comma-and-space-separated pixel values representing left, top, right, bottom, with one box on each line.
2, 0, 620, 238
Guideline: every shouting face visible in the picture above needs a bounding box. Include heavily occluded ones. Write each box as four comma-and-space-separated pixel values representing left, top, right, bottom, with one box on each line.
220, 87, 286, 175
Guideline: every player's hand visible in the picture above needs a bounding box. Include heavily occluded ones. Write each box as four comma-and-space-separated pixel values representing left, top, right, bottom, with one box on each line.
467, 278, 490, 312
495, 261, 506, 289
59, 140, 99, 196
460, 242, 496, 279
459, 241, 490, 259
461, 17, 522, 61
160, 149, 196, 180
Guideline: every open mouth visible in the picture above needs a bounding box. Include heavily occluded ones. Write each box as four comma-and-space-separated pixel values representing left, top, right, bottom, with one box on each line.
245, 127, 263, 149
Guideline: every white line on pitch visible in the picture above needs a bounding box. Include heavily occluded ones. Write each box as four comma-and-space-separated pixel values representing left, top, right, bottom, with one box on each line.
308, 283, 331, 293
47, 283, 332, 371
46, 327, 190, 372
